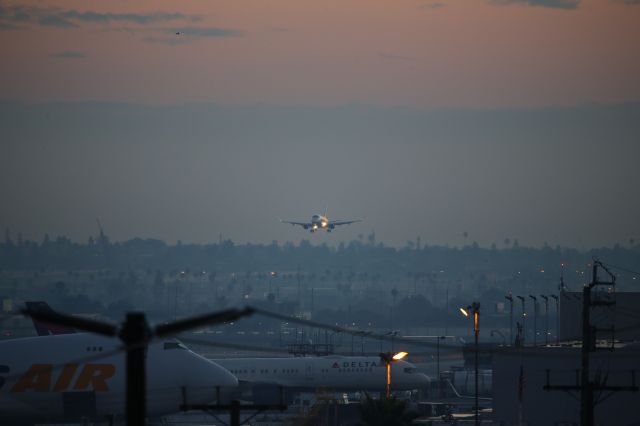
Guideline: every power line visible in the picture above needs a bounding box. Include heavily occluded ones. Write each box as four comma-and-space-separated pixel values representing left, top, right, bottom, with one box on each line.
601, 262, 640, 277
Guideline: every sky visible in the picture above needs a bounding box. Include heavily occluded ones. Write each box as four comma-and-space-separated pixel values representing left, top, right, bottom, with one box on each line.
1, 0, 639, 248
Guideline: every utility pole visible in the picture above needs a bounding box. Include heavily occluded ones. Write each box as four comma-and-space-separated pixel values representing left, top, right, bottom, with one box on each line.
544, 260, 637, 426
551, 294, 559, 344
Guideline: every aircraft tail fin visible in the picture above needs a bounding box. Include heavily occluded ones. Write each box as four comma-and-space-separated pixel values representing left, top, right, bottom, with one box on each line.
25, 301, 77, 336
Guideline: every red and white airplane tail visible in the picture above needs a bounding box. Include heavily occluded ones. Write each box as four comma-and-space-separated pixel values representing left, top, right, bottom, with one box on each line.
24, 301, 77, 336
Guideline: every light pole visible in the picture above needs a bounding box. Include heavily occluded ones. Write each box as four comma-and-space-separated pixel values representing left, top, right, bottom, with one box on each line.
529, 295, 538, 346
551, 294, 559, 344
540, 295, 549, 345
380, 351, 408, 398
436, 336, 446, 381
505, 294, 514, 345
516, 295, 525, 344
460, 302, 480, 426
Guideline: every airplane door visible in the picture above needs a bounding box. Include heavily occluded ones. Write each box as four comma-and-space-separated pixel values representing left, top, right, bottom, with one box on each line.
305, 362, 314, 382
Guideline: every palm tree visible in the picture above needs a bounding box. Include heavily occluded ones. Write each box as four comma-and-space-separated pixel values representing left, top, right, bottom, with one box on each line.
358, 393, 417, 426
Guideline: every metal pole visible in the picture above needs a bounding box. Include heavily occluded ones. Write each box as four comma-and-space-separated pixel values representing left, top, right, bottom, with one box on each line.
529, 295, 537, 346
505, 294, 513, 345
474, 304, 479, 426
386, 361, 391, 398
230, 400, 240, 426
551, 295, 559, 345
436, 336, 440, 381
119, 312, 150, 426
541, 295, 549, 345
517, 296, 525, 345
580, 267, 596, 426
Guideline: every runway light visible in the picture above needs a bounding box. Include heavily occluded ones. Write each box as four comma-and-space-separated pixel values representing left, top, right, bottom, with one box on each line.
459, 307, 469, 317
392, 351, 408, 360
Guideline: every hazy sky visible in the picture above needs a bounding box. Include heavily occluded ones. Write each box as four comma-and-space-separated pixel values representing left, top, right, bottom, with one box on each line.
1, 0, 639, 248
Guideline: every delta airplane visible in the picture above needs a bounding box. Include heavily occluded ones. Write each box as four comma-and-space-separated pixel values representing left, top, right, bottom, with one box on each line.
280, 212, 361, 232
214, 355, 429, 392
0, 312, 238, 424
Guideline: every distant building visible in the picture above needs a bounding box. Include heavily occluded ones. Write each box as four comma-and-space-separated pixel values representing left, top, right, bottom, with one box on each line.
493, 344, 640, 426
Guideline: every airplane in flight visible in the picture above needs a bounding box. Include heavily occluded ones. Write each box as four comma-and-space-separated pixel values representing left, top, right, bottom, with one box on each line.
0, 306, 238, 425
213, 355, 430, 402
280, 212, 362, 232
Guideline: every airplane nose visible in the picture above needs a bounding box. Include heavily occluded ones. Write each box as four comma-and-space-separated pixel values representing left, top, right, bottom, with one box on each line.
189, 354, 238, 388
417, 373, 431, 385
209, 361, 239, 388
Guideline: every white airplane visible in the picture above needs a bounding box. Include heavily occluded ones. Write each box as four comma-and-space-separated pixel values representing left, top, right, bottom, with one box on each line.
213, 355, 429, 392
280, 213, 361, 232
0, 321, 238, 424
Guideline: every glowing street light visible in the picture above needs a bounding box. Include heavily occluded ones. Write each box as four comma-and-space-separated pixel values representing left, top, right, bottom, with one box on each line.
380, 351, 409, 398
392, 351, 408, 361
459, 307, 469, 317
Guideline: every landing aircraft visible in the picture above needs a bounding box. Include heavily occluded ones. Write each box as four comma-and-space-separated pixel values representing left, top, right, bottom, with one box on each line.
280, 212, 361, 232
0, 307, 238, 424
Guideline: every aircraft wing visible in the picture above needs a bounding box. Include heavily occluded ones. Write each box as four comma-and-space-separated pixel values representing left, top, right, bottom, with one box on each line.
330, 219, 362, 227
280, 219, 311, 228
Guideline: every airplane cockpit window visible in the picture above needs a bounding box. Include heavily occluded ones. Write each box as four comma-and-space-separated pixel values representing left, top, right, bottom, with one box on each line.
163, 341, 188, 350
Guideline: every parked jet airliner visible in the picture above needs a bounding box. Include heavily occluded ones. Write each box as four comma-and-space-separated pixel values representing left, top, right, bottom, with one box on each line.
0, 333, 238, 424
214, 355, 429, 391
280, 213, 361, 232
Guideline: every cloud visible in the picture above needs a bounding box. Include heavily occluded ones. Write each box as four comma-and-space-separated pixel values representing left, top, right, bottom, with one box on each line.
52, 50, 86, 59
170, 27, 242, 38
38, 14, 77, 28
141, 35, 190, 45
0, 4, 199, 30
491, 0, 580, 9
0, 20, 20, 30
141, 27, 241, 44
59, 10, 199, 25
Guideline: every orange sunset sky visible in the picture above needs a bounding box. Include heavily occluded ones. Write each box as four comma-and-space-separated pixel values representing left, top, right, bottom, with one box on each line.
1, 0, 640, 247
1, 0, 639, 107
